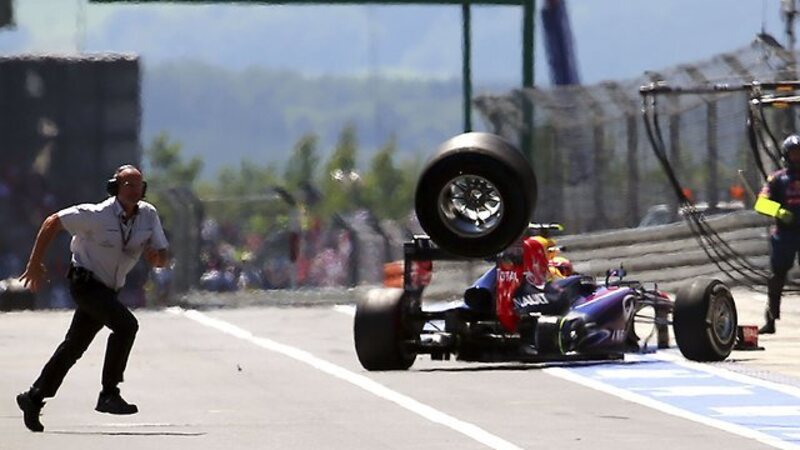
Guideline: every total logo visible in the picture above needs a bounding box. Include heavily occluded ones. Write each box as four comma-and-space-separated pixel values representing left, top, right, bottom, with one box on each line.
497, 270, 519, 283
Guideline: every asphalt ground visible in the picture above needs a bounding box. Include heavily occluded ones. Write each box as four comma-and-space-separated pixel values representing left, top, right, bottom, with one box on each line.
0, 286, 798, 450
719, 288, 800, 383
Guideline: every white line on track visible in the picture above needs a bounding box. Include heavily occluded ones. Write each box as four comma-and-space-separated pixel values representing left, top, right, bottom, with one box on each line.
168, 307, 522, 450
333, 304, 356, 316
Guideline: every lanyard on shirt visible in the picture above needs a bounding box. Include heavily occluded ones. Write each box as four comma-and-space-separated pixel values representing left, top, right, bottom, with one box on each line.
118, 214, 136, 250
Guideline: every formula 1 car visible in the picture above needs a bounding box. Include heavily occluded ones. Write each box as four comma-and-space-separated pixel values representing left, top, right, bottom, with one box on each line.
353, 132, 738, 370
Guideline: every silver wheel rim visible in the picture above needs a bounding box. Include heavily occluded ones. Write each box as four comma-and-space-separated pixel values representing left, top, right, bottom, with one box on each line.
437, 174, 503, 238
710, 291, 735, 343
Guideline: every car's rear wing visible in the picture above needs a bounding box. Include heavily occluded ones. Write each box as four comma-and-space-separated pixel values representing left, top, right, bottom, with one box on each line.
398, 235, 472, 293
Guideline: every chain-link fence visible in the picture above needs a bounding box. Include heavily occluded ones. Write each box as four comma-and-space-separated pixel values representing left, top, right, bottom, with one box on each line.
475, 39, 798, 233
154, 185, 409, 300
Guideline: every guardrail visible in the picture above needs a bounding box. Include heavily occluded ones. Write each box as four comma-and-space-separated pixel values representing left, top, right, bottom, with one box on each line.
421, 210, 773, 300
560, 210, 771, 292
158, 210, 778, 309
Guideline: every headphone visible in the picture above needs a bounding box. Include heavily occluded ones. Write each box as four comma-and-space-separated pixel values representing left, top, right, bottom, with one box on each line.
106, 164, 147, 198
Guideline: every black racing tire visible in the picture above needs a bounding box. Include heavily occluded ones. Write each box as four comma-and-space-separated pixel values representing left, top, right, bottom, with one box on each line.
354, 288, 418, 371
415, 132, 537, 258
535, 316, 560, 355
673, 278, 737, 362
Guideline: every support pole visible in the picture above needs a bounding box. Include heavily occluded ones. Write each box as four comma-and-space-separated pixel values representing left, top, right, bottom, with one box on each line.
462, 1, 472, 132
521, 0, 536, 162
784, 0, 798, 133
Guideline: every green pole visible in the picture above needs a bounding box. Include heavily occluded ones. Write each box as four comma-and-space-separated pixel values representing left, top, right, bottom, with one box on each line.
521, 0, 535, 162
462, 1, 472, 132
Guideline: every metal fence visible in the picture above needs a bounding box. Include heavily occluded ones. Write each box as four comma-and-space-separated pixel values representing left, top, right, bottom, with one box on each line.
474, 39, 798, 233
154, 186, 408, 299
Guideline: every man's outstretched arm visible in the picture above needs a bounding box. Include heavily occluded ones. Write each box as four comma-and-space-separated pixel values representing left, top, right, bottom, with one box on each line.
19, 214, 64, 293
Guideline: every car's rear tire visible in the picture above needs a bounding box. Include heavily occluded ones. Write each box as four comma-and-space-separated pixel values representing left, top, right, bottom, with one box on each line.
673, 278, 737, 362
354, 288, 418, 371
415, 132, 537, 258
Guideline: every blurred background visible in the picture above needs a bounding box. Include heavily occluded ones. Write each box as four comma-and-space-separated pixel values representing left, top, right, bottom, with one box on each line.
0, 0, 797, 308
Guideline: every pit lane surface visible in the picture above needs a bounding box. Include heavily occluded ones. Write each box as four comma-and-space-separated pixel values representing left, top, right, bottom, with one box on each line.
1, 289, 797, 450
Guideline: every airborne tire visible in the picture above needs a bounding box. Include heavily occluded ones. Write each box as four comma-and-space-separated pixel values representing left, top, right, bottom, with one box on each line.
673, 278, 737, 362
414, 132, 537, 258
354, 288, 418, 371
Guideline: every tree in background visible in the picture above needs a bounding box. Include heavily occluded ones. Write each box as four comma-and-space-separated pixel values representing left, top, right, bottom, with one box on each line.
319, 124, 362, 218
146, 131, 204, 188
144, 126, 424, 247
211, 160, 288, 238
362, 136, 412, 220
283, 132, 322, 216
284, 133, 320, 190
143, 132, 204, 228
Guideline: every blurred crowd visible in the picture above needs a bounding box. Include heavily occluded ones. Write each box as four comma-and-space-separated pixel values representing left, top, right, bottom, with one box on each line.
0, 156, 403, 310
197, 215, 356, 292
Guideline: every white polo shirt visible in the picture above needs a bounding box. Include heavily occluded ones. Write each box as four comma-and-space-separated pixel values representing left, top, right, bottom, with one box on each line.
58, 197, 169, 290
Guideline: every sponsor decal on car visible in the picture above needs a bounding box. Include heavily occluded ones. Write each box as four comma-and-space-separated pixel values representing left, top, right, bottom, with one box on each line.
497, 270, 519, 283
513, 293, 549, 308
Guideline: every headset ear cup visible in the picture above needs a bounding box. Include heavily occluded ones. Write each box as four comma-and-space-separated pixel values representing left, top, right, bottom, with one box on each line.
106, 179, 118, 196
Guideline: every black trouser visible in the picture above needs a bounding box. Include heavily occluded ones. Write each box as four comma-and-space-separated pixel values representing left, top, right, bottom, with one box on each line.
768, 270, 787, 320
32, 267, 139, 399
767, 231, 800, 320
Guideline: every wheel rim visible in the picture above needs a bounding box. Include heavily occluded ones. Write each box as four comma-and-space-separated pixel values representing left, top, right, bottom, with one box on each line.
710, 292, 735, 343
437, 174, 504, 238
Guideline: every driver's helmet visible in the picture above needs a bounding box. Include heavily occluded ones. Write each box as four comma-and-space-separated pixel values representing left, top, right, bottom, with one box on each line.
782, 134, 800, 168
522, 236, 550, 288
550, 255, 574, 278
530, 235, 557, 260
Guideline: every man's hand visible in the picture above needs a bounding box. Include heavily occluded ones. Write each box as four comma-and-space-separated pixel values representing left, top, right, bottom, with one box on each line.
143, 247, 169, 268
18, 262, 48, 293
777, 208, 795, 224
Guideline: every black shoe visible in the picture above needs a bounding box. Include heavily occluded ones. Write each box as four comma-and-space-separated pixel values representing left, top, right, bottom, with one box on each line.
16, 391, 44, 432
95, 392, 138, 415
759, 319, 776, 335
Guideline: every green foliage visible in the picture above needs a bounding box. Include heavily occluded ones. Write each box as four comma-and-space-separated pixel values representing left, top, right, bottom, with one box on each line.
284, 133, 320, 191
144, 63, 464, 176
206, 161, 290, 237
146, 131, 204, 188
363, 137, 413, 219
145, 125, 423, 247
144, 132, 204, 227
319, 124, 363, 218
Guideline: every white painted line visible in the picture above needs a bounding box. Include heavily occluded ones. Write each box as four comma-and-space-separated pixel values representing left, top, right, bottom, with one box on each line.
333, 304, 355, 316
653, 352, 800, 399
544, 367, 799, 450
639, 385, 754, 397
712, 406, 800, 417
594, 368, 710, 379
168, 307, 522, 450
95, 423, 186, 428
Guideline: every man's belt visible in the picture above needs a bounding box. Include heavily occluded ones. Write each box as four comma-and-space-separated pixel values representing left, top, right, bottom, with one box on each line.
67, 264, 96, 284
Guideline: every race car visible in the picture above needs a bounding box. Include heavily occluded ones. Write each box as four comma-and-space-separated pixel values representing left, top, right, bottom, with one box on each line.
353, 132, 738, 371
